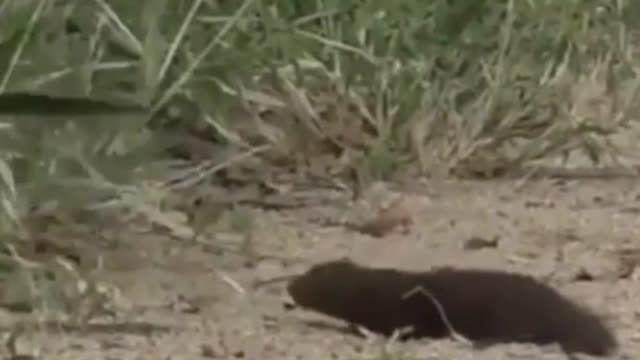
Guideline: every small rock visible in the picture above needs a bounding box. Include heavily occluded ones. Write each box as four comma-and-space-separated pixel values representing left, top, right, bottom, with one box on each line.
572, 268, 595, 282
463, 236, 499, 251
200, 344, 218, 358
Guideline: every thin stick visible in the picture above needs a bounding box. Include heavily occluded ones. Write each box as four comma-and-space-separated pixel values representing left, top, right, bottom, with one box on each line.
403, 286, 472, 346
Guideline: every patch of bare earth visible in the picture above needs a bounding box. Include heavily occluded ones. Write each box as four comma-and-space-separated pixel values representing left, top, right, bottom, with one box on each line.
23, 178, 640, 359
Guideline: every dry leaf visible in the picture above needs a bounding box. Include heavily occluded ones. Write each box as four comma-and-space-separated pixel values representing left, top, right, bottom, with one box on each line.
463, 236, 499, 251
354, 197, 413, 237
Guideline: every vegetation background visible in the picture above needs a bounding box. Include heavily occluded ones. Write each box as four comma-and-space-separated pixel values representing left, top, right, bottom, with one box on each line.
0, 0, 639, 355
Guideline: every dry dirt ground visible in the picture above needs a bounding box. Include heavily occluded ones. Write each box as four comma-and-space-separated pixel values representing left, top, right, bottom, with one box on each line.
18, 177, 640, 359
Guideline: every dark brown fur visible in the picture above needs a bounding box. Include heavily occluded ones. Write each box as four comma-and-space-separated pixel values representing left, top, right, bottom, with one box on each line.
287, 259, 617, 356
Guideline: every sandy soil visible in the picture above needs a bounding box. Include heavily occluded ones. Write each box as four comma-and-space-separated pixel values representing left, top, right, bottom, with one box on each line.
17, 177, 640, 359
